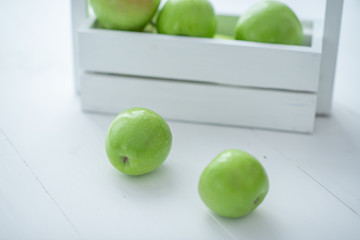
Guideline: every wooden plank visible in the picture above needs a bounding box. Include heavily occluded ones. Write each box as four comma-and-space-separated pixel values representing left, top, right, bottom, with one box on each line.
78, 17, 322, 92
0, 130, 81, 240
80, 73, 317, 133
254, 101, 360, 216
2, 111, 360, 240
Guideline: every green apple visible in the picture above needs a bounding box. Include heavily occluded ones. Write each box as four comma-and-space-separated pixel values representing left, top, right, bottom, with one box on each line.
157, 0, 217, 38
235, 0, 303, 45
198, 149, 269, 218
105, 107, 172, 175
89, 0, 160, 31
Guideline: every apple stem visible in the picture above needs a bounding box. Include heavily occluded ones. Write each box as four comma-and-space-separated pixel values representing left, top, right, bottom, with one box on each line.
121, 156, 129, 164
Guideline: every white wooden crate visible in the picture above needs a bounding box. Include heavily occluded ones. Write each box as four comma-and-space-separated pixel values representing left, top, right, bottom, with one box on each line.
71, 0, 343, 133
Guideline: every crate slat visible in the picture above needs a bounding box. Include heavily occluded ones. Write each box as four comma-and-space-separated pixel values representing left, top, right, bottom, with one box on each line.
81, 73, 317, 133
78, 16, 322, 92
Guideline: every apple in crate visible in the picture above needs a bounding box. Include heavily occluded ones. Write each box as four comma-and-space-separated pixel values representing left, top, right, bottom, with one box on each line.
105, 108, 172, 175
235, 0, 303, 45
90, 0, 160, 31
198, 149, 269, 218
157, 0, 217, 38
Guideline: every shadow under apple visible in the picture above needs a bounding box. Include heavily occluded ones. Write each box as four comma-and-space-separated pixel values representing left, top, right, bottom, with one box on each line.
206, 208, 280, 239
109, 163, 176, 201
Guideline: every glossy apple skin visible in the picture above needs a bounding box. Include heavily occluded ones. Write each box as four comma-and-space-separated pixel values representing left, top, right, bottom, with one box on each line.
235, 0, 303, 45
157, 0, 217, 38
198, 149, 269, 218
90, 0, 160, 31
105, 108, 172, 175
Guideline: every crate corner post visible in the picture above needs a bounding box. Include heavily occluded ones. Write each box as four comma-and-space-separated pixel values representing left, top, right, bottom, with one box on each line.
317, 0, 344, 115
71, 0, 89, 94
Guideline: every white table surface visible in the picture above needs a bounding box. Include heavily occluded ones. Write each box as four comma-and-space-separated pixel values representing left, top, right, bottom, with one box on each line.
1, 0, 360, 239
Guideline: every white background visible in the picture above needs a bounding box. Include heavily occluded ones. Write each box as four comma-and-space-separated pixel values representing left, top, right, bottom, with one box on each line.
1, 0, 360, 239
